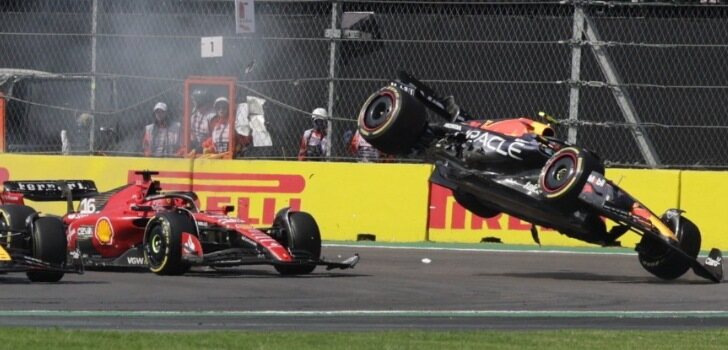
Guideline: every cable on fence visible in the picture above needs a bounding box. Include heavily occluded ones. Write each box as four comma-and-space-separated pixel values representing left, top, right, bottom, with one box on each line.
6, 71, 728, 125
1, 72, 359, 123
556, 119, 728, 129
2, 82, 182, 117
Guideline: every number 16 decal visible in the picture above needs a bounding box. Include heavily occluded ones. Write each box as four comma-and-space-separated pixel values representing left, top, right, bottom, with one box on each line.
79, 198, 96, 213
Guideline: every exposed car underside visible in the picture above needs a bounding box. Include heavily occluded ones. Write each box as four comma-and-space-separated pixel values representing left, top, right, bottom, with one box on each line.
357, 71, 722, 283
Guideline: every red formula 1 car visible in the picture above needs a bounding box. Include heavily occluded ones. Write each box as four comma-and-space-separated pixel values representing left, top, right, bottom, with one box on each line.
0, 172, 358, 276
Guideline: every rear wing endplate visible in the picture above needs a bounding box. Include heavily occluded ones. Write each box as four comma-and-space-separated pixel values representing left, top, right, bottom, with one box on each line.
3, 180, 99, 202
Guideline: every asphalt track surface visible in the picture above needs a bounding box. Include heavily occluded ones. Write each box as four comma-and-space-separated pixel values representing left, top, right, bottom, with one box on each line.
2, 243, 728, 331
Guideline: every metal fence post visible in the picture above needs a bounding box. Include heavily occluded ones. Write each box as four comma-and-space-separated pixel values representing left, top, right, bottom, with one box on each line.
567, 4, 585, 145
89, 0, 98, 153
326, 2, 340, 158
583, 12, 660, 167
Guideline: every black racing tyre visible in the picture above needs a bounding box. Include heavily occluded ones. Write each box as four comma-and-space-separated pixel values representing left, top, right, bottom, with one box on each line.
452, 190, 500, 219
357, 85, 427, 155
0, 204, 37, 250
638, 214, 701, 280
274, 211, 322, 275
144, 212, 195, 275
26, 217, 66, 282
539, 147, 604, 203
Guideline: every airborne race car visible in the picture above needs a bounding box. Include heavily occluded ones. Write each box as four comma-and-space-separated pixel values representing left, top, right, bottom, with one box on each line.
0, 172, 358, 276
358, 72, 723, 283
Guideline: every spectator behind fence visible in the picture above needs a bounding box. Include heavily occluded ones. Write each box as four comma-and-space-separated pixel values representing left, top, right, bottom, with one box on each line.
142, 102, 181, 157
200, 97, 251, 159
61, 112, 93, 155
297, 107, 329, 161
189, 88, 216, 153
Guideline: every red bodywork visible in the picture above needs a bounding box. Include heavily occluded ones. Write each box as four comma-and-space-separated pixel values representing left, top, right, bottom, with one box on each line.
468, 118, 556, 138
0, 173, 359, 274
63, 180, 152, 259
60, 175, 296, 263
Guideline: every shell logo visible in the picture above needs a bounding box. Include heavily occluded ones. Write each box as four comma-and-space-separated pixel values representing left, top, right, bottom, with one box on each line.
95, 217, 114, 245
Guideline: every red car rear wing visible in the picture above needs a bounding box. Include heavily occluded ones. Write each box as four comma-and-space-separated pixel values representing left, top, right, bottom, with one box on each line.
2, 180, 98, 202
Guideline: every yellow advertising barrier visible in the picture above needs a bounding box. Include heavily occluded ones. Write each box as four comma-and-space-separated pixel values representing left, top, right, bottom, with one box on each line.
1, 154, 724, 249
0, 154, 431, 242
427, 168, 681, 248
679, 171, 728, 250
191, 159, 432, 241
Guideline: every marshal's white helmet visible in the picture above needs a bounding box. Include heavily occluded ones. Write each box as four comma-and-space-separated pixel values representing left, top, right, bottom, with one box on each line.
311, 107, 328, 121
214, 97, 229, 108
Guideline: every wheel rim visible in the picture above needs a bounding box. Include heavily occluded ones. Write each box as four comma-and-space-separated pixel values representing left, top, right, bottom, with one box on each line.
543, 153, 577, 192
151, 234, 162, 254
362, 93, 394, 130
145, 227, 166, 268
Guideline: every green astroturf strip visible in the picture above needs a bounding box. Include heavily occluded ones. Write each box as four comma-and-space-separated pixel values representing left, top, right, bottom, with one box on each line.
3, 328, 728, 350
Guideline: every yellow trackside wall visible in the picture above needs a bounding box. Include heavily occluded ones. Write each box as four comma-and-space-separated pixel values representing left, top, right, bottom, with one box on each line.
679, 171, 728, 250
0, 154, 431, 242
190, 159, 432, 241
1, 154, 725, 249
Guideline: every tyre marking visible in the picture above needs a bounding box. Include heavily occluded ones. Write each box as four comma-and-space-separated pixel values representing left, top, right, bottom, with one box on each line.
541, 147, 583, 198
358, 87, 399, 136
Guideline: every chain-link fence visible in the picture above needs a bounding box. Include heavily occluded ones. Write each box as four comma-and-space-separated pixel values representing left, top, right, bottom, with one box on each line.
1, 0, 727, 167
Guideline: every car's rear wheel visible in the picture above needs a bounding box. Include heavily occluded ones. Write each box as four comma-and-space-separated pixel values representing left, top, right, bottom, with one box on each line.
144, 212, 195, 275
26, 217, 66, 282
638, 214, 701, 280
539, 147, 604, 204
0, 204, 37, 250
273, 210, 321, 275
357, 85, 427, 155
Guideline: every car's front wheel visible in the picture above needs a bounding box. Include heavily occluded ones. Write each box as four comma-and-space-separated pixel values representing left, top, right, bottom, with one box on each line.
272, 210, 321, 275
144, 212, 195, 275
638, 214, 701, 280
0, 204, 37, 250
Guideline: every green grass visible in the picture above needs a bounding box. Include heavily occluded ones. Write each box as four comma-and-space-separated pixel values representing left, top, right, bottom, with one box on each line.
2, 329, 728, 350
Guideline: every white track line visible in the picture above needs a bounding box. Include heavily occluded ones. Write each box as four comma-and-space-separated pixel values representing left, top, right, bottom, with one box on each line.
2, 310, 728, 318
323, 243, 637, 256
